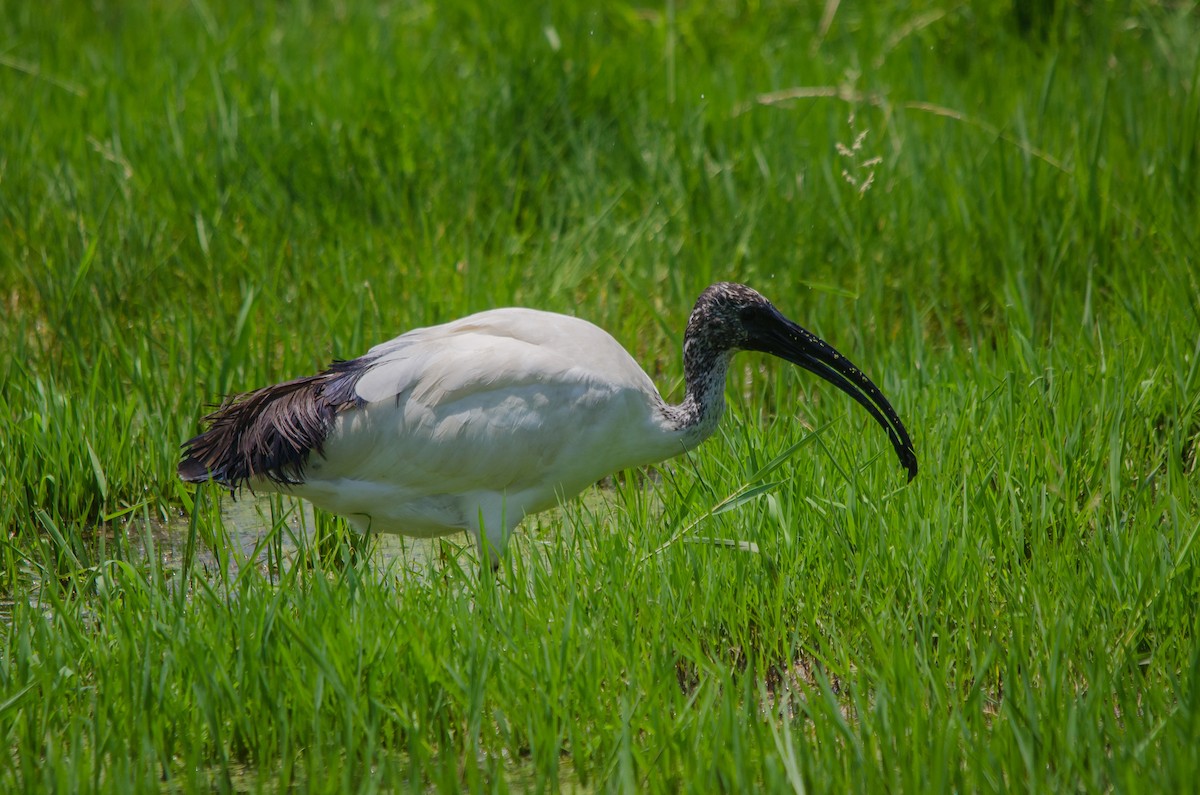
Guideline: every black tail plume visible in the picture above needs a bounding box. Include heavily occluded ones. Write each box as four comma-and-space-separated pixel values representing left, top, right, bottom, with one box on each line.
178, 358, 370, 490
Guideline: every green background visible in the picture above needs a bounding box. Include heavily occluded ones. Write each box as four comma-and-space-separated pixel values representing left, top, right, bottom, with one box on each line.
2, 1, 1198, 791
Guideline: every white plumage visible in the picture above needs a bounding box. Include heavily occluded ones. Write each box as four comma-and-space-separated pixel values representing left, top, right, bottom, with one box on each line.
295, 309, 693, 552
180, 283, 917, 565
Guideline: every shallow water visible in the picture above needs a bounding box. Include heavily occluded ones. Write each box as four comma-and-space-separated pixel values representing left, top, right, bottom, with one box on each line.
160, 492, 453, 578
0, 493, 454, 624
176, 480, 645, 578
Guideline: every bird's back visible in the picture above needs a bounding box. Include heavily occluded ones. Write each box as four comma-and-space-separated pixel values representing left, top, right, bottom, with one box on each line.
354, 308, 658, 403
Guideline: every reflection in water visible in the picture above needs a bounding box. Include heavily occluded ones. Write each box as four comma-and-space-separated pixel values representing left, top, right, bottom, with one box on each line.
174, 493, 450, 577
170, 483, 639, 579
6, 478, 654, 622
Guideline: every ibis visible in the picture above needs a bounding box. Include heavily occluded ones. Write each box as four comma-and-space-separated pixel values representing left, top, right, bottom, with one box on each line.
179, 282, 917, 565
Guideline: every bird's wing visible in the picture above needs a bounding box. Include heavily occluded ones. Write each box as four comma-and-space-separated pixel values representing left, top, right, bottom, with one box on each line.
306, 309, 667, 501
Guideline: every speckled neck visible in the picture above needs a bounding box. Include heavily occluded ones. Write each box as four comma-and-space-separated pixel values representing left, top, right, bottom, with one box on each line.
658, 336, 735, 450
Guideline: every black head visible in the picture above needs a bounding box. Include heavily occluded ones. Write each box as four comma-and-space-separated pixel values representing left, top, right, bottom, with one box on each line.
687, 282, 918, 480
684, 282, 774, 351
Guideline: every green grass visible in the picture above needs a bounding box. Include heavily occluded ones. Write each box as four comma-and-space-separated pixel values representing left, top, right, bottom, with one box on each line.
3, 0, 1199, 790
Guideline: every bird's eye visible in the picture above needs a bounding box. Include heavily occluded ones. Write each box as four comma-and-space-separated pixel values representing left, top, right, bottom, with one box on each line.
738, 305, 762, 326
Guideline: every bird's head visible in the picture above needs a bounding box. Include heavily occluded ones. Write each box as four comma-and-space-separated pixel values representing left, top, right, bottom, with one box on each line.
685, 281, 918, 481
684, 282, 771, 351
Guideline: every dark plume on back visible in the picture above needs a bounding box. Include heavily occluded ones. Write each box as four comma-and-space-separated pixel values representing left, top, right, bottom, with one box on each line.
178, 358, 370, 490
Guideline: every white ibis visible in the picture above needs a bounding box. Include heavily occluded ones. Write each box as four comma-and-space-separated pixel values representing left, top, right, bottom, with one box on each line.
180, 283, 917, 566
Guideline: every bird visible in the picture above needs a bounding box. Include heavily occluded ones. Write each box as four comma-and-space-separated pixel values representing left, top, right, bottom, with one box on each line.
179, 282, 917, 566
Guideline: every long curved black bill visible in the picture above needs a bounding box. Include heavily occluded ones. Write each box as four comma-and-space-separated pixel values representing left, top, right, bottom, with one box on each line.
749, 308, 918, 481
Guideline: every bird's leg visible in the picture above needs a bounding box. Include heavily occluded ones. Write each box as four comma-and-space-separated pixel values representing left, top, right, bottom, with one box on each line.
470, 497, 512, 572
479, 538, 503, 572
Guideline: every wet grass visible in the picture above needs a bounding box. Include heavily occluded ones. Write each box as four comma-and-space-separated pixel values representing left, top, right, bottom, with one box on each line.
3, 0, 1200, 791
